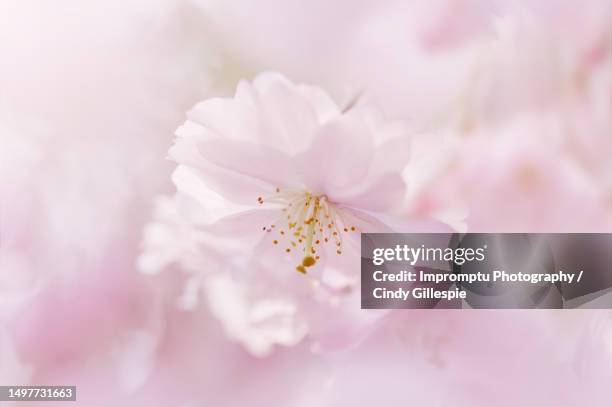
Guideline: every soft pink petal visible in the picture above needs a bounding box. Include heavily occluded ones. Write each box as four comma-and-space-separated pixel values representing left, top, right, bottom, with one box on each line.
295, 115, 374, 193
329, 172, 406, 212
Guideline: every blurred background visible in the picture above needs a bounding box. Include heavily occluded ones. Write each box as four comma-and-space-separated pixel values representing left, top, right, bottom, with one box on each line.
0, 1, 611, 406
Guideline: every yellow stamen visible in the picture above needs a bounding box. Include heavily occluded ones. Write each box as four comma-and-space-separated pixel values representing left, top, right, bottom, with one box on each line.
259, 187, 350, 272
302, 256, 316, 267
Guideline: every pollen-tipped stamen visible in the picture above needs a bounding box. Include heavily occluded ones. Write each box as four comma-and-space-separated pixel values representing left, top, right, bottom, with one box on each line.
258, 188, 359, 273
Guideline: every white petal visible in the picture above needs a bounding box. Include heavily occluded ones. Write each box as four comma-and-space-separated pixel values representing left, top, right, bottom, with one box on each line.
204, 274, 308, 357
330, 172, 406, 212
194, 138, 298, 188
187, 98, 257, 142
251, 72, 324, 154
295, 115, 374, 193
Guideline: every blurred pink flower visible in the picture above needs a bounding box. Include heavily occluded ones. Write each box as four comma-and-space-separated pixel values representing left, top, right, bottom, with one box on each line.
562, 54, 612, 195
195, 0, 612, 135
140, 72, 448, 355
413, 114, 612, 232
1, 1, 610, 405
0, 1, 220, 404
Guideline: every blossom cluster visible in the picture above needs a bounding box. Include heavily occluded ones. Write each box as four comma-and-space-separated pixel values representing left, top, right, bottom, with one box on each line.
1, 1, 611, 406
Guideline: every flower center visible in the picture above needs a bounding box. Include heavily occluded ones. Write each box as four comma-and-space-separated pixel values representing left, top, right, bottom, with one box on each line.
257, 188, 357, 273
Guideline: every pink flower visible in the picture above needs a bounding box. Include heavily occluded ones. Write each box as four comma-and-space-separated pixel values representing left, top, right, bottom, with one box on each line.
0, 1, 216, 402
141, 72, 447, 355
413, 114, 612, 232
196, 0, 612, 132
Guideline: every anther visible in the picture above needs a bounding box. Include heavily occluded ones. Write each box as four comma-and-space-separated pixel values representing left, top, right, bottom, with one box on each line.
302, 256, 316, 267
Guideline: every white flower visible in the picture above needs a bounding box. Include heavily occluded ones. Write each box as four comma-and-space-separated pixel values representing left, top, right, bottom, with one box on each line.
141, 72, 448, 354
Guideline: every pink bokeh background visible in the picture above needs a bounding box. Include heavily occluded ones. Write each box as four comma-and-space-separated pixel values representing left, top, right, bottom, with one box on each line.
1, 1, 611, 406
